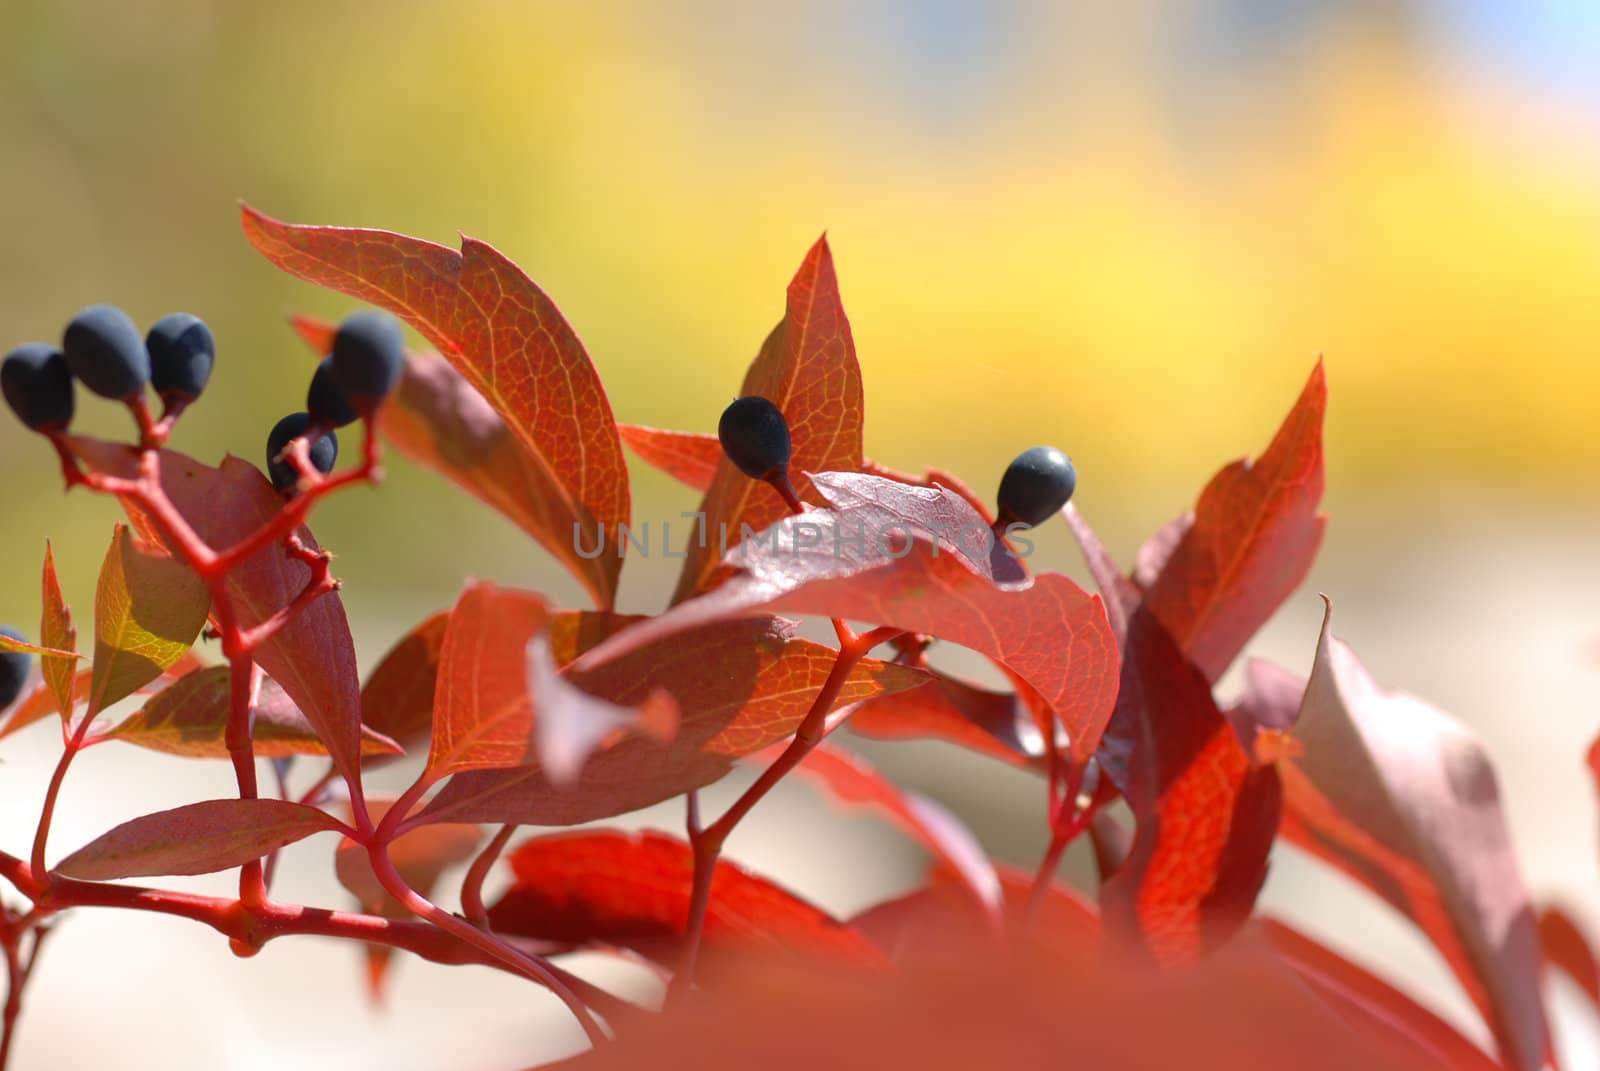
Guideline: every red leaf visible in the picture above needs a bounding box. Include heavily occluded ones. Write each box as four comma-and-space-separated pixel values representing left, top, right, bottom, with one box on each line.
1260, 919, 1504, 1071
550, 929, 1428, 1071
39, 542, 77, 723
55, 799, 343, 880
243, 207, 629, 608
526, 633, 679, 787
1061, 503, 1138, 641
290, 317, 595, 598
1142, 361, 1327, 680
575, 471, 1119, 765
622, 423, 994, 526
1269, 602, 1549, 1071
423, 583, 551, 777
847, 670, 1044, 767
0, 658, 199, 743
359, 610, 449, 759
619, 424, 723, 493
1538, 905, 1600, 1010
487, 829, 886, 971
104, 665, 401, 759
69, 439, 366, 789
1099, 608, 1281, 966
671, 236, 864, 603
414, 613, 926, 827
764, 743, 1002, 921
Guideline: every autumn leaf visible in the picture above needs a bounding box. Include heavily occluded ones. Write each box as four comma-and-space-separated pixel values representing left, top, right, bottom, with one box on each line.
70, 438, 366, 789
1141, 361, 1327, 681
1258, 603, 1549, 1071
767, 743, 1001, 921
671, 235, 863, 603
486, 829, 886, 972
242, 207, 629, 609
619, 424, 723, 493
847, 669, 1044, 767
359, 610, 450, 760
39, 542, 77, 723
1099, 608, 1281, 966
87, 525, 210, 717
412, 613, 926, 828
55, 799, 344, 880
104, 665, 401, 759
573, 471, 1119, 766
1260, 919, 1505, 1071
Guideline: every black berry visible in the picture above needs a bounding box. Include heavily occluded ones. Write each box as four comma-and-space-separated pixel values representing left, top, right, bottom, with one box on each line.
266, 411, 338, 493
330, 311, 405, 415
996, 446, 1077, 528
0, 625, 32, 710
718, 396, 791, 479
146, 313, 215, 403
306, 355, 359, 429
2, 343, 75, 432
62, 304, 149, 400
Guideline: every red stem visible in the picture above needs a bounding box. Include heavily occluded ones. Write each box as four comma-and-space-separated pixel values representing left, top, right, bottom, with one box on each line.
364, 844, 607, 1047
672, 621, 899, 999
462, 824, 518, 928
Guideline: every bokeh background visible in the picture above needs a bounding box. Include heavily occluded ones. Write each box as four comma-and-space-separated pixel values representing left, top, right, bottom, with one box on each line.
2, 1, 1598, 1067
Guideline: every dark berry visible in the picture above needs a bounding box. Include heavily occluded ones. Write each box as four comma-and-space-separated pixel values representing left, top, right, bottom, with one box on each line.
146, 313, 215, 403
306, 355, 359, 428
330, 311, 405, 415
0, 626, 33, 709
718, 396, 791, 479
2, 343, 75, 432
265, 411, 338, 493
62, 304, 149, 400
996, 446, 1077, 528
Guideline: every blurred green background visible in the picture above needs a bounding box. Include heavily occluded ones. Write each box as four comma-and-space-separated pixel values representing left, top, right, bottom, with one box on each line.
3, 3, 1600, 1066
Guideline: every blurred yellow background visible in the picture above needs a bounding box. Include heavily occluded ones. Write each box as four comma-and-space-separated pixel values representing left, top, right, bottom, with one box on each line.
2, 2, 1599, 1067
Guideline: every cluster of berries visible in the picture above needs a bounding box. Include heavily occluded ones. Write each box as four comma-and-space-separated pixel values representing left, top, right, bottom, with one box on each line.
1, 306, 406, 495
718, 395, 1077, 529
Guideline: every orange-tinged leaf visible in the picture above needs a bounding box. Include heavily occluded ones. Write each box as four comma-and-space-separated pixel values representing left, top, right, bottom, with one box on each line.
525, 633, 679, 788
1143, 361, 1327, 680
487, 829, 887, 971
847, 670, 1044, 767
576, 472, 1119, 765
1538, 905, 1600, 1010
671, 236, 864, 603
1260, 919, 1504, 1071
413, 613, 927, 827
40, 542, 77, 723
1268, 603, 1549, 1071
70, 438, 366, 789
424, 583, 553, 777
87, 525, 210, 717
550, 931, 1425, 1071
359, 610, 449, 760
290, 316, 588, 589
619, 423, 723, 493
1099, 608, 1281, 966
622, 424, 994, 526
104, 665, 401, 759
243, 207, 629, 609
769, 743, 1001, 920
56, 798, 343, 880
0, 634, 81, 661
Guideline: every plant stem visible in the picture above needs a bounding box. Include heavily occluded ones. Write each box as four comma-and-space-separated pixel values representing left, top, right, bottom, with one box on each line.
672, 621, 900, 999
461, 824, 518, 928
365, 845, 608, 1047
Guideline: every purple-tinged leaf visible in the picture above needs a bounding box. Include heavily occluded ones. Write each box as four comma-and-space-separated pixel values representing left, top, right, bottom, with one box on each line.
56, 799, 344, 880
